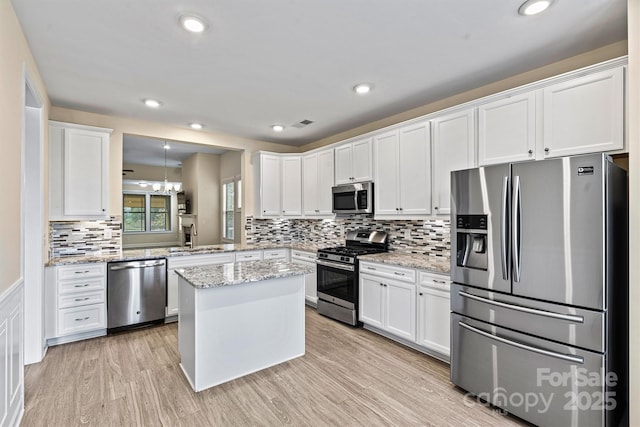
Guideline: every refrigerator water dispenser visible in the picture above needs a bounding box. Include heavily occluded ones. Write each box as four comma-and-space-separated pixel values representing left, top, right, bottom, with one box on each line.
456, 215, 488, 271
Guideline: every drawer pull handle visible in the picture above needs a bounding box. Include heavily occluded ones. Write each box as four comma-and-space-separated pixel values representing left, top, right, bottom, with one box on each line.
458, 291, 584, 323
75, 317, 90, 322
75, 271, 90, 274
367, 267, 376, 270
74, 297, 91, 301
458, 321, 584, 364
433, 279, 447, 284
394, 272, 405, 276
74, 284, 90, 288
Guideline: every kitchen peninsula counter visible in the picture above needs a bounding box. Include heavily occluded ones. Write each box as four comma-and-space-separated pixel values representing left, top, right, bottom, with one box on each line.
176, 259, 312, 392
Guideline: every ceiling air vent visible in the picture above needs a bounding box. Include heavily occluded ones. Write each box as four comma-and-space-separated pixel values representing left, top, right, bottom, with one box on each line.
291, 119, 314, 129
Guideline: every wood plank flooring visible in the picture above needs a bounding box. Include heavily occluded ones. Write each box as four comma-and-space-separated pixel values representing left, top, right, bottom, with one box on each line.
23, 307, 529, 426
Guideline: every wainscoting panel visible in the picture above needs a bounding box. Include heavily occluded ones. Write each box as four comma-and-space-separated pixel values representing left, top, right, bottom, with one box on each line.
0, 281, 24, 427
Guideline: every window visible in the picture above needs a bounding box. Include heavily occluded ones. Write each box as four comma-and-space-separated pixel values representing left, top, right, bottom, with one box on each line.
223, 180, 235, 240
123, 193, 172, 233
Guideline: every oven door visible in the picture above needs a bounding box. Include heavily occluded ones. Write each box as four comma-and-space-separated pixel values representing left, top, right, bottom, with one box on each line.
316, 259, 356, 308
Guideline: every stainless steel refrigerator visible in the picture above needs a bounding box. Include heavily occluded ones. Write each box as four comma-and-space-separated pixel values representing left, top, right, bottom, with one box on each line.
450, 153, 628, 426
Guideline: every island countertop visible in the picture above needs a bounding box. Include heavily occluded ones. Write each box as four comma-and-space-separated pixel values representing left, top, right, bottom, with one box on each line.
176, 259, 315, 289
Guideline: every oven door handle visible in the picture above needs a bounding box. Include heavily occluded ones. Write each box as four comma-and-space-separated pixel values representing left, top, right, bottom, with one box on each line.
316, 259, 355, 272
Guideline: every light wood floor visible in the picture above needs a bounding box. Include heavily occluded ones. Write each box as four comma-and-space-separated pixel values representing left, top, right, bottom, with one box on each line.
23, 307, 529, 426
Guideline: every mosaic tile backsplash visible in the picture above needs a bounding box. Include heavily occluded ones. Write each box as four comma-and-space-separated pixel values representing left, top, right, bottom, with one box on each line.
50, 217, 122, 257
246, 217, 451, 261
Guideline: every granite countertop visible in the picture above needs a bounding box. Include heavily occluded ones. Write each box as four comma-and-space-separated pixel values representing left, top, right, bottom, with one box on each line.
359, 252, 451, 275
46, 242, 321, 266
176, 259, 315, 289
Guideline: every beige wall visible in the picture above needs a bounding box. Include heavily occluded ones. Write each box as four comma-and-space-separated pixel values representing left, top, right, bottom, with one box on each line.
627, 0, 638, 424
0, 0, 50, 294
299, 41, 628, 153
182, 153, 221, 245
122, 163, 182, 183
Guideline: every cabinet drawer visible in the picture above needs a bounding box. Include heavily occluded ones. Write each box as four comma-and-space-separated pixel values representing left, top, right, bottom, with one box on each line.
58, 290, 105, 309
57, 263, 106, 280
263, 249, 287, 260
291, 250, 317, 262
418, 271, 450, 290
359, 262, 416, 283
58, 304, 106, 336
168, 253, 233, 268
58, 276, 105, 294
235, 251, 263, 262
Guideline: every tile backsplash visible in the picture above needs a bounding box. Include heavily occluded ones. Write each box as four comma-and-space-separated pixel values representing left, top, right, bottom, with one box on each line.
49, 217, 122, 258
246, 216, 450, 260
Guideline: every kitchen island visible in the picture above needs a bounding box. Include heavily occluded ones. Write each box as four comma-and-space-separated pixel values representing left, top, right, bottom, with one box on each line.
176, 259, 313, 392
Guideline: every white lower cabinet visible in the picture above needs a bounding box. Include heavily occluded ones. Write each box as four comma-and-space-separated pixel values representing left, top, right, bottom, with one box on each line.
45, 262, 107, 344
167, 253, 234, 317
360, 261, 450, 360
359, 263, 417, 342
291, 250, 317, 305
417, 271, 451, 358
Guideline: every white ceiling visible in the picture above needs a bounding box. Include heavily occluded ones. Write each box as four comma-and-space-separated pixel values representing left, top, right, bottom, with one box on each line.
12, 0, 627, 147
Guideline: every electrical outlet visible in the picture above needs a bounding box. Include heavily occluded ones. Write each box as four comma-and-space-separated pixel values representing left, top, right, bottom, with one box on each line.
104, 228, 113, 239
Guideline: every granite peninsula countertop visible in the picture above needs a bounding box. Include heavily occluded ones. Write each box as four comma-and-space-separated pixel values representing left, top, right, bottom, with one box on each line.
176, 259, 315, 289
46, 242, 323, 267
359, 252, 451, 275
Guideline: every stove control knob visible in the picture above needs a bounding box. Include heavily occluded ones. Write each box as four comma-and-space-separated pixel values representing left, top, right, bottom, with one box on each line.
340, 256, 346, 261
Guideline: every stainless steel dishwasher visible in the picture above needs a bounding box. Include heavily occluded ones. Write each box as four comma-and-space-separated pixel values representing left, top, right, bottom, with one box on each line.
107, 259, 167, 331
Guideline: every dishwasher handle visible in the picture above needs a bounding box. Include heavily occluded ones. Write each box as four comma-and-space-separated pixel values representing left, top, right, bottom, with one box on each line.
109, 260, 166, 271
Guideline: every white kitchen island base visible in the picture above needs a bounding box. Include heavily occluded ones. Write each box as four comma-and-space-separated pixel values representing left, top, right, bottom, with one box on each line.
178, 273, 305, 392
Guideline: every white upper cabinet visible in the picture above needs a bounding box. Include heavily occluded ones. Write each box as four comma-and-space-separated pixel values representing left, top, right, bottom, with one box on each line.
374, 121, 431, 218
431, 109, 475, 216
303, 149, 334, 216
281, 155, 302, 216
542, 67, 624, 158
253, 152, 281, 218
334, 137, 372, 184
478, 92, 537, 166
49, 121, 111, 220
253, 152, 302, 218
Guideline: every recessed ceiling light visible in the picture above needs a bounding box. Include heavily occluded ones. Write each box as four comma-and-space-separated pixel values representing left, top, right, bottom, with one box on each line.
144, 98, 161, 108
353, 83, 373, 95
272, 125, 284, 132
518, 0, 552, 16
180, 14, 207, 33
190, 123, 203, 130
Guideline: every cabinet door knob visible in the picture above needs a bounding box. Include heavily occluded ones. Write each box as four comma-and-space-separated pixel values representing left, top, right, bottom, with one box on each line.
544, 147, 550, 153
528, 149, 533, 154
419, 293, 423, 296
434, 206, 439, 210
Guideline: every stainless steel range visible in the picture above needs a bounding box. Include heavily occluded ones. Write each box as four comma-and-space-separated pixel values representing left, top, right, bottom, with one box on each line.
316, 230, 388, 326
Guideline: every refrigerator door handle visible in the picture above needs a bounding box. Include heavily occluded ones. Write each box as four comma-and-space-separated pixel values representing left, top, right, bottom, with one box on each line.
512, 175, 522, 282
501, 176, 509, 280
458, 321, 585, 364
458, 291, 585, 323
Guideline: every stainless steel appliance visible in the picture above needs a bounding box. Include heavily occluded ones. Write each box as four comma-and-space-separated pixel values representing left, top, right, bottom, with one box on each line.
450, 153, 628, 426
107, 259, 167, 331
317, 230, 388, 325
332, 182, 374, 215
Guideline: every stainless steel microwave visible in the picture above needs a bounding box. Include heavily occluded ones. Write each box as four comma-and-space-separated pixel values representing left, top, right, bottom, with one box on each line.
332, 182, 374, 214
